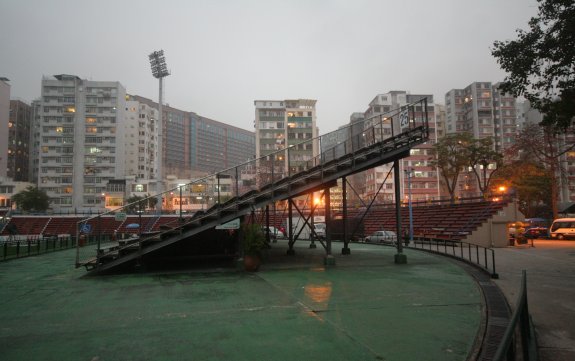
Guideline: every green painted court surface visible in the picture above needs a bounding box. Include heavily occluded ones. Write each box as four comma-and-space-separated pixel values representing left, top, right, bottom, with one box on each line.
0, 241, 482, 361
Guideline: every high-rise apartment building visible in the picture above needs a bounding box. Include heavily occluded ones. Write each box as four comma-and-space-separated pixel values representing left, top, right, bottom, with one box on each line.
445, 82, 518, 152
8, 100, 32, 181
350, 92, 440, 203
254, 99, 318, 174
130, 95, 189, 178
132, 95, 255, 176
37, 74, 126, 212
0, 78, 10, 179
445, 82, 519, 197
124, 98, 158, 181
190, 113, 255, 173
29, 100, 41, 184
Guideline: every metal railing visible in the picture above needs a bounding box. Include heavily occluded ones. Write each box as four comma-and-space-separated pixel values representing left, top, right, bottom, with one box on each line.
75, 97, 430, 267
1, 235, 75, 261
494, 270, 538, 361
409, 238, 498, 278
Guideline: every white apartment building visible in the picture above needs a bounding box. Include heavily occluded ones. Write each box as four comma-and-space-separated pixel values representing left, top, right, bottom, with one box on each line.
351, 91, 440, 204
124, 99, 158, 181
37, 74, 126, 212
254, 99, 319, 174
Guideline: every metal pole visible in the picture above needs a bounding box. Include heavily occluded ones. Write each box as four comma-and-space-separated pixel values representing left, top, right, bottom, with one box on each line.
156, 77, 164, 213
235, 167, 239, 197
288, 146, 292, 177
326, 187, 331, 256
179, 185, 182, 221
393, 160, 405, 262
408, 169, 413, 243
217, 175, 221, 204
342, 177, 349, 254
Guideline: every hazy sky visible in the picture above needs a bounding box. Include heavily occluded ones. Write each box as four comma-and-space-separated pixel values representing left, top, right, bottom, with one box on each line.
1, 0, 537, 133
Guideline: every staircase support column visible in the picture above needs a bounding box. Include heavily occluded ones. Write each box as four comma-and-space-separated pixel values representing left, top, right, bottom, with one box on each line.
341, 176, 350, 255
393, 159, 407, 264
287, 199, 295, 255
324, 187, 335, 266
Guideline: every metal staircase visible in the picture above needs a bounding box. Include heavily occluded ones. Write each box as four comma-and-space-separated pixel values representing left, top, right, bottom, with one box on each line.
78, 98, 431, 274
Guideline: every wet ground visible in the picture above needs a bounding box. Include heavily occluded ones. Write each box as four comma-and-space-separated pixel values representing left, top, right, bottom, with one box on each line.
493, 240, 575, 361
0, 240, 482, 361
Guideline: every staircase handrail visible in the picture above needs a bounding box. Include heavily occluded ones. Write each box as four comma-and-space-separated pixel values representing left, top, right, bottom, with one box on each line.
76, 97, 431, 269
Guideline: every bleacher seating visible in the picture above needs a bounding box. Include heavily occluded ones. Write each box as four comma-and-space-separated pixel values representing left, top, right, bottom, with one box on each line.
42, 217, 84, 236
0, 217, 51, 236
358, 200, 506, 241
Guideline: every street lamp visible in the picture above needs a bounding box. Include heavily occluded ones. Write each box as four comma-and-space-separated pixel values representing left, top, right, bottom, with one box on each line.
404, 168, 414, 244
149, 50, 170, 212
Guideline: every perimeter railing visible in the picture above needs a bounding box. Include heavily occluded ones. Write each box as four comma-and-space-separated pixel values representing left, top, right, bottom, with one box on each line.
1, 235, 75, 261
410, 238, 498, 278
494, 270, 538, 361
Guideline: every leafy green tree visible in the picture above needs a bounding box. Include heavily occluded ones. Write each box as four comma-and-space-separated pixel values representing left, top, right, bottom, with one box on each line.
11, 186, 50, 212
492, 0, 575, 130
431, 133, 474, 203
467, 137, 503, 195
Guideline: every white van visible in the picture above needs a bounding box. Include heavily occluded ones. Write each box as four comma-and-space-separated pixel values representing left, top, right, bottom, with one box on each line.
549, 218, 575, 240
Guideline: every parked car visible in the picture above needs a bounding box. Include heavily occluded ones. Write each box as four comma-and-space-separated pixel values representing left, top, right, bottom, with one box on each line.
524, 227, 549, 239
262, 226, 283, 240
363, 230, 397, 244
313, 223, 326, 239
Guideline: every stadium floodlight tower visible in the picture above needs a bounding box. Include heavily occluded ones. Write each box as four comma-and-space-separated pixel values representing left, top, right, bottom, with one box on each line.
149, 50, 170, 212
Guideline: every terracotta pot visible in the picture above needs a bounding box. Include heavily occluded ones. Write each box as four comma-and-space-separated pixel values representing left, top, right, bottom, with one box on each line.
243, 254, 261, 272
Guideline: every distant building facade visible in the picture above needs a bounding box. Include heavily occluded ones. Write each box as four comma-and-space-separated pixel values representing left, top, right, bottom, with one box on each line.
349, 91, 441, 204
0, 78, 10, 179
132, 95, 255, 177
445, 82, 519, 198
445, 82, 518, 152
124, 98, 158, 181
254, 99, 319, 174
190, 113, 256, 173
130, 95, 189, 178
8, 100, 32, 181
37, 74, 127, 212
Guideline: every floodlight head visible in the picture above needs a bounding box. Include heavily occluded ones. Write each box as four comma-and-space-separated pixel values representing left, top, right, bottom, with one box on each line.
149, 50, 170, 79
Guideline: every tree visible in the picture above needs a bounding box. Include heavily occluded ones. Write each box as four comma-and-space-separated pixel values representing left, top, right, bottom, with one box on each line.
431, 133, 474, 203
506, 123, 573, 219
124, 194, 157, 214
11, 186, 50, 213
492, 0, 575, 130
492, 161, 553, 218
467, 137, 504, 195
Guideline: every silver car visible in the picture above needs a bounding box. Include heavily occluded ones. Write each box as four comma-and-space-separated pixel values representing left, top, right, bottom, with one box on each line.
364, 230, 397, 244
262, 226, 283, 240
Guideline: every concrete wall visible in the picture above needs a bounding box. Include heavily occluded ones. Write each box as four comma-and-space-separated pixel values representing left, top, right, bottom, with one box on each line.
465, 200, 525, 248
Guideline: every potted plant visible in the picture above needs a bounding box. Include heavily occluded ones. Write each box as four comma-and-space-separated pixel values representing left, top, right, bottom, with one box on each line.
242, 223, 265, 272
